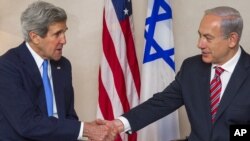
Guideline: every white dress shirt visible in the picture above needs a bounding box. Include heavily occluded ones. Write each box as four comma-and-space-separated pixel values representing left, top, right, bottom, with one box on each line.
210, 47, 241, 99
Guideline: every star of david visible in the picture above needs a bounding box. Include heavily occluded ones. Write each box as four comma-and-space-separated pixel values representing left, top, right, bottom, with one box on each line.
143, 0, 175, 71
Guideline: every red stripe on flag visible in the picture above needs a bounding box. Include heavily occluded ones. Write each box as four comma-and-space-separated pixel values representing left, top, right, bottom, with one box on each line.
120, 19, 141, 96
119, 17, 139, 141
98, 68, 114, 120
102, 16, 131, 113
99, 69, 123, 141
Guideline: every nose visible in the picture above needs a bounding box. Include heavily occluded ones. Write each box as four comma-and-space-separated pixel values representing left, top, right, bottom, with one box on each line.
197, 38, 205, 49
60, 33, 67, 44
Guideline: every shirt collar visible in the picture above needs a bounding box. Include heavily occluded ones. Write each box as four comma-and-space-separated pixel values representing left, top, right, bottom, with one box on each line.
212, 47, 241, 73
25, 42, 44, 70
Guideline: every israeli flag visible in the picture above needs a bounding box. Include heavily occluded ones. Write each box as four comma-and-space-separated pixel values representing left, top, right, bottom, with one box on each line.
139, 0, 180, 141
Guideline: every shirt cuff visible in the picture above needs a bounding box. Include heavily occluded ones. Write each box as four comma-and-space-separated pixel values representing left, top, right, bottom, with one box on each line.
117, 116, 132, 134
78, 122, 88, 140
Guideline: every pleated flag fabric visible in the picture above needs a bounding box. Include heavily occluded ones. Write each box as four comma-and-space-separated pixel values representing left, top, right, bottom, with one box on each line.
138, 0, 180, 141
97, 0, 141, 140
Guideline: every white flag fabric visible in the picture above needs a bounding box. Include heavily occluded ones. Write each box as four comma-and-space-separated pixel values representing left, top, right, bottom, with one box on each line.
138, 0, 180, 141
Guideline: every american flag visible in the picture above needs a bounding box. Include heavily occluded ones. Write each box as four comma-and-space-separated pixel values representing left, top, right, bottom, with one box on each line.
97, 0, 140, 140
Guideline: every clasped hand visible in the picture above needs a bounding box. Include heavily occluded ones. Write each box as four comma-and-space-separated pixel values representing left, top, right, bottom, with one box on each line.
84, 119, 124, 141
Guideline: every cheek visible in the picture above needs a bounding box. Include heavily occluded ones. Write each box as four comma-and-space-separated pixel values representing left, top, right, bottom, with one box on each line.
210, 48, 221, 61
42, 45, 54, 57
209, 42, 221, 55
49, 47, 58, 56
46, 41, 58, 52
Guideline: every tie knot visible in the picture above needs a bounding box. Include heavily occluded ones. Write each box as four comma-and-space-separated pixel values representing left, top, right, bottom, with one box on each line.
214, 67, 224, 77
43, 60, 48, 70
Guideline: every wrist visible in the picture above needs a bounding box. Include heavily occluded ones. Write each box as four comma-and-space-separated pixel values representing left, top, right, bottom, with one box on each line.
114, 119, 125, 133
83, 122, 92, 137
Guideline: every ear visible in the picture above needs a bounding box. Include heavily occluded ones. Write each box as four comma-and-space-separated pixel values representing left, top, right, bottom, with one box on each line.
228, 32, 239, 48
29, 31, 40, 44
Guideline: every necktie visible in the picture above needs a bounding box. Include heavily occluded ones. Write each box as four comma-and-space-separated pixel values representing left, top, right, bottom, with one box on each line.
210, 66, 224, 123
42, 60, 53, 116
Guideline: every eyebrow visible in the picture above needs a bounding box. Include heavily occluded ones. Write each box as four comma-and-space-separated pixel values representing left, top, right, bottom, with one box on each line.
53, 27, 68, 35
198, 31, 214, 38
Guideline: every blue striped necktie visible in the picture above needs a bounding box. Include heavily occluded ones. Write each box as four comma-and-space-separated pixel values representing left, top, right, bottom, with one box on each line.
42, 60, 53, 116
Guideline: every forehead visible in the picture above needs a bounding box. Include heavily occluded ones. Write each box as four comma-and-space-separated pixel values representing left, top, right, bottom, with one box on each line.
198, 14, 222, 36
48, 21, 67, 31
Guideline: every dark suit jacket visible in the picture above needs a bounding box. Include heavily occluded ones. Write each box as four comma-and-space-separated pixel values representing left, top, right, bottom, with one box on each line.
0, 42, 81, 141
123, 48, 250, 141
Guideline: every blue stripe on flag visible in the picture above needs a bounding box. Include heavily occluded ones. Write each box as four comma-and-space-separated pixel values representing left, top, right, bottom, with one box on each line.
143, 0, 175, 71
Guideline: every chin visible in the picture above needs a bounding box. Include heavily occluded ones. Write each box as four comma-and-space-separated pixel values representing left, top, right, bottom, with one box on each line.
52, 56, 62, 61
202, 57, 212, 64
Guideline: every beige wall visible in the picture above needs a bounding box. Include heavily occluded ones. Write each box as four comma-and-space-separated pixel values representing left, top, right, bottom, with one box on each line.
1, 0, 250, 138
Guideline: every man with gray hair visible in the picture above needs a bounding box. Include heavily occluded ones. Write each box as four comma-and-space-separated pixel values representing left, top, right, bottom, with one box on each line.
0, 1, 113, 141
99, 6, 250, 141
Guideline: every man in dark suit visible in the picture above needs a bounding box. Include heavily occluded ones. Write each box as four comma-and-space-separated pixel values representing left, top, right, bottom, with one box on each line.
0, 1, 112, 141
99, 6, 250, 141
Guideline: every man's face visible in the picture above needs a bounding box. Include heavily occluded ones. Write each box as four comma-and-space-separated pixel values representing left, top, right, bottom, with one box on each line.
197, 14, 232, 65
31, 21, 68, 61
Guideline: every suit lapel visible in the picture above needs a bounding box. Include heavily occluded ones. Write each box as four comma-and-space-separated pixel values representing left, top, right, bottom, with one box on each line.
17, 42, 47, 114
18, 42, 43, 88
215, 49, 250, 122
51, 61, 65, 118
198, 62, 213, 130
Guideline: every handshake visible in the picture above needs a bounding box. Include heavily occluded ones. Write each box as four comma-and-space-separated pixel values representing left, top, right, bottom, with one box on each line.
83, 119, 125, 141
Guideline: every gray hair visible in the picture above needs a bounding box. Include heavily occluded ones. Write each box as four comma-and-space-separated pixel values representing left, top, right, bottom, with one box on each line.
21, 1, 67, 42
205, 6, 243, 39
